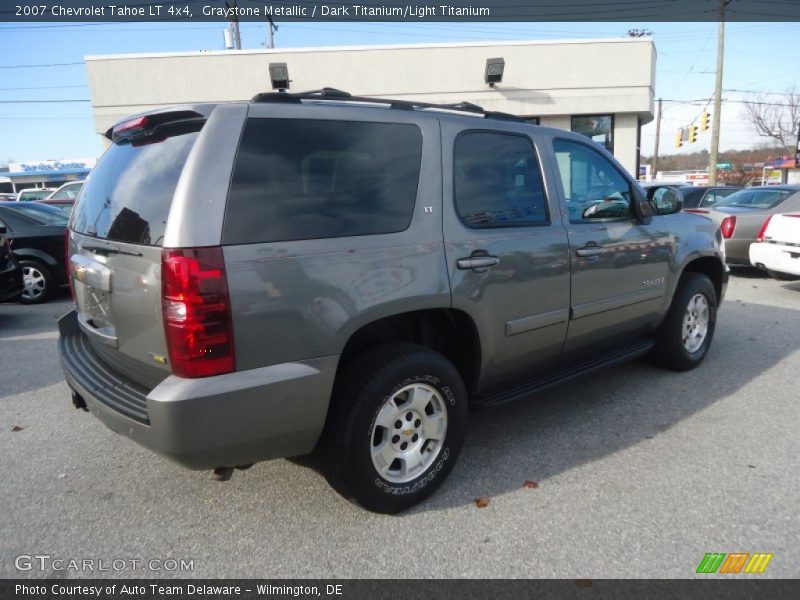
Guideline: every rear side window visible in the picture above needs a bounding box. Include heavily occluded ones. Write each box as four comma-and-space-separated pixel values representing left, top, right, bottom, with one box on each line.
71, 127, 200, 246
454, 131, 548, 228
223, 119, 422, 244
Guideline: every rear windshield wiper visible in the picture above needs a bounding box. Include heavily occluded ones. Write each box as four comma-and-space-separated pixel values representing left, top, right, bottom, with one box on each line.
80, 243, 143, 257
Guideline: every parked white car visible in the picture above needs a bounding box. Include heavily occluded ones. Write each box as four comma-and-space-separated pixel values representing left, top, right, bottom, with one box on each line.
749, 212, 800, 280
16, 188, 55, 202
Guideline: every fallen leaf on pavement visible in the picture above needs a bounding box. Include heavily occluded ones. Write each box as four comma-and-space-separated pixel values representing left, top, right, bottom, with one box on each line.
475, 496, 490, 508
11, 426, 23, 433
523, 480, 539, 489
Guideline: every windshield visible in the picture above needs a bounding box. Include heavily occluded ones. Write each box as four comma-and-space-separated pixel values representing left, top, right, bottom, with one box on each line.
71, 125, 200, 246
4, 203, 69, 225
50, 182, 83, 200
715, 188, 794, 209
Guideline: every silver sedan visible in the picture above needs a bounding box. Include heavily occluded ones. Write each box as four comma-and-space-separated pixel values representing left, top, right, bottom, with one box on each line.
702, 186, 800, 265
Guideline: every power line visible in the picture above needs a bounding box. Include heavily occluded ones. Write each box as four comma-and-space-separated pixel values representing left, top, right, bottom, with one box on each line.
0, 85, 86, 91
723, 88, 798, 96
0, 99, 90, 104
0, 62, 83, 69
0, 117, 93, 120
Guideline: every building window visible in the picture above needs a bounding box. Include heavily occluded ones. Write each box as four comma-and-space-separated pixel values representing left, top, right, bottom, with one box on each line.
571, 115, 614, 153
524, 117, 540, 125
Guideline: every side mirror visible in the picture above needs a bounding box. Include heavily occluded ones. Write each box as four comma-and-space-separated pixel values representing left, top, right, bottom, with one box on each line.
647, 186, 683, 215
0, 225, 6, 234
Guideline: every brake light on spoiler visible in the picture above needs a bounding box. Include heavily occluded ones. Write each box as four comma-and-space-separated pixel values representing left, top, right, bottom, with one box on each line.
111, 116, 149, 140
162, 247, 235, 378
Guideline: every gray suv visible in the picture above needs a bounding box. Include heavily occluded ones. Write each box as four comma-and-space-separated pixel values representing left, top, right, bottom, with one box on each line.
59, 89, 727, 513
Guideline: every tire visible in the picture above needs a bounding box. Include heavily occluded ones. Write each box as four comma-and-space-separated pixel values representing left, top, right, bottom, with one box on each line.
320, 343, 468, 514
19, 260, 53, 304
651, 272, 717, 371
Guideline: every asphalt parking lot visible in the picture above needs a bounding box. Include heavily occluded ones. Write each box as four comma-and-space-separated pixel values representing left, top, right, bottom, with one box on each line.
1, 272, 798, 579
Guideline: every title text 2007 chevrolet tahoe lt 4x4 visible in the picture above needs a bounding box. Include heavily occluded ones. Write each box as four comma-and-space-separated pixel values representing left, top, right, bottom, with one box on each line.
59, 89, 727, 513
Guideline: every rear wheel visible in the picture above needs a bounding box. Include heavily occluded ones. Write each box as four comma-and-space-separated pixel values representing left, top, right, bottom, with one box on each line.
651, 272, 717, 371
19, 260, 53, 304
320, 344, 468, 513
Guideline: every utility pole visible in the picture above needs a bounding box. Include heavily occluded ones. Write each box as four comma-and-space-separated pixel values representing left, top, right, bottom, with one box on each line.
709, 0, 728, 185
226, 0, 241, 49
652, 97, 663, 180
267, 15, 277, 49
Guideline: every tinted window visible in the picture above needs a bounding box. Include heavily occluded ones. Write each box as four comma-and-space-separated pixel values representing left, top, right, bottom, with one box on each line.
454, 132, 548, 228
71, 127, 200, 246
714, 189, 794, 210
224, 119, 422, 244
554, 139, 633, 222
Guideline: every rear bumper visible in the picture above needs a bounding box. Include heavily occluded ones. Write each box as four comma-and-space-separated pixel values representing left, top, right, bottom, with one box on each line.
750, 242, 800, 277
724, 238, 753, 266
58, 310, 338, 469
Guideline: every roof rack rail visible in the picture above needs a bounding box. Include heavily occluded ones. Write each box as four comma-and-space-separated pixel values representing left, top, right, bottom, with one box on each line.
249, 88, 524, 123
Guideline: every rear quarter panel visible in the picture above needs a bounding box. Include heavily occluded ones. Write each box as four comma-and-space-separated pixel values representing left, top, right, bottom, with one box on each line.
222, 105, 449, 370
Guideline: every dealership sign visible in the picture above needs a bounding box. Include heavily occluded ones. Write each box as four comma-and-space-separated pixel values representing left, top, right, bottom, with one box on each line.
9, 158, 96, 173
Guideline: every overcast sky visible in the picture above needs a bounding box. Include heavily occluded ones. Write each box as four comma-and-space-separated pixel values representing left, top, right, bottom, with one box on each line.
0, 21, 798, 162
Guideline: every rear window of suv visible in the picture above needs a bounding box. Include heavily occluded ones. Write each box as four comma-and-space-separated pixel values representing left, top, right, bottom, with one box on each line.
70, 126, 200, 246
223, 118, 422, 244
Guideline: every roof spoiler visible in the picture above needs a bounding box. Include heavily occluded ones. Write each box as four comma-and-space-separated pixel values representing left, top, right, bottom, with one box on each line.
105, 107, 208, 141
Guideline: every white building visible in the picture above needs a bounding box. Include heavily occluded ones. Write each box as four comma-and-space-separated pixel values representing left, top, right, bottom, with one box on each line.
85, 38, 656, 175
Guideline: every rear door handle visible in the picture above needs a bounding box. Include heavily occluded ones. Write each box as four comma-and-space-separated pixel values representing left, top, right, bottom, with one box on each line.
457, 256, 499, 270
576, 246, 604, 258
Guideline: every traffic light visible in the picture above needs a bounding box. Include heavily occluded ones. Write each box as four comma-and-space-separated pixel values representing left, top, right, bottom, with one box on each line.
700, 111, 710, 132
675, 128, 684, 148
688, 125, 698, 143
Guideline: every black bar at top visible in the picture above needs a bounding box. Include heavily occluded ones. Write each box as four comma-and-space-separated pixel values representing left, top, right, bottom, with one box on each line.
1, 0, 800, 23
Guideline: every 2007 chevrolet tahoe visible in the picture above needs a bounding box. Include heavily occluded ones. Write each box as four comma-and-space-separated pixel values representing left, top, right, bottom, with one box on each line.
59, 89, 727, 513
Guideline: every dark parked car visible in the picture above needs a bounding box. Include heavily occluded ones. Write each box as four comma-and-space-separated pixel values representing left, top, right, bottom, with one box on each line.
679, 185, 741, 210
0, 202, 68, 303
0, 220, 23, 303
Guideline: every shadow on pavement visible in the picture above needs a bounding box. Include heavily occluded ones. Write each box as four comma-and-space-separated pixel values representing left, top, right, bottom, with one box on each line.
412, 297, 800, 513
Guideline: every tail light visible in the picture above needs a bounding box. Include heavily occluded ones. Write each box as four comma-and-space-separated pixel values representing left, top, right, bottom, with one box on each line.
684, 208, 710, 214
161, 246, 235, 378
111, 116, 148, 139
755, 215, 773, 243
720, 216, 737, 239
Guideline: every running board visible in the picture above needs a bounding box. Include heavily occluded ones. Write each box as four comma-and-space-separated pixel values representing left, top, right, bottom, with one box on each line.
471, 337, 654, 407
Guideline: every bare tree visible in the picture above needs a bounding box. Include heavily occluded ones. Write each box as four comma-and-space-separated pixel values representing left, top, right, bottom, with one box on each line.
743, 88, 800, 154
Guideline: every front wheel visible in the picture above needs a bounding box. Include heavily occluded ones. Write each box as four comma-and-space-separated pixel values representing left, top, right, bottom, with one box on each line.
320, 344, 468, 513
651, 272, 718, 371
19, 260, 53, 304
